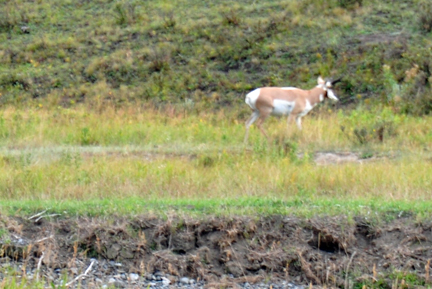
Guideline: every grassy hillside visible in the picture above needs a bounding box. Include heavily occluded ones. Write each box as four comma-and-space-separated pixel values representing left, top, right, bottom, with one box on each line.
1, 0, 432, 113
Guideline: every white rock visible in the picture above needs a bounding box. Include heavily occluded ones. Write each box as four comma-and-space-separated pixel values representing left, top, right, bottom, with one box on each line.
129, 273, 139, 281
161, 276, 171, 285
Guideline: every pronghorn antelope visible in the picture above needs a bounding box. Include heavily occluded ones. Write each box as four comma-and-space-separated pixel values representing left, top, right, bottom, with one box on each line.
244, 76, 340, 143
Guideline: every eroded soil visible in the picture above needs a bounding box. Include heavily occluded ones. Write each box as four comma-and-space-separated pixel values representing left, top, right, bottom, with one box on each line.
1, 214, 432, 288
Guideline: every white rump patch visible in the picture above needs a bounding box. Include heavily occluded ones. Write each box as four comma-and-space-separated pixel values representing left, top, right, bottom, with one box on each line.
245, 88, 261, 109
271, 99, 295, 116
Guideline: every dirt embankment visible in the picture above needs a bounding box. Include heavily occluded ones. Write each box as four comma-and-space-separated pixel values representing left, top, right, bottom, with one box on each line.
1, 214, 432, 288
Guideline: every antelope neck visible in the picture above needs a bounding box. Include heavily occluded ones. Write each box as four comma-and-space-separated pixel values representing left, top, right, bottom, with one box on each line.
307, 87, 325, 106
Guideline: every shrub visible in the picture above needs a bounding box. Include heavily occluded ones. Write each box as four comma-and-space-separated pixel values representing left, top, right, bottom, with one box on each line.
384, 44, 432, 115
418, 0, 432, 33
0, 4, 22, 33
339, 108, 401, 145
113, 1, 138, 27
337, 0, 362, 9
221, 10, 241, 27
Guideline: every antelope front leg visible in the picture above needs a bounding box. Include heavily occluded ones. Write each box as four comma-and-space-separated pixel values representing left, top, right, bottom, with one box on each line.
295, 116, 302, 130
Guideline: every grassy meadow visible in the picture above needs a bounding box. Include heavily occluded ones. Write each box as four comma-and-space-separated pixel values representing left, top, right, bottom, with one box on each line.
0, 105, 431, 219
1, 0, 432, 218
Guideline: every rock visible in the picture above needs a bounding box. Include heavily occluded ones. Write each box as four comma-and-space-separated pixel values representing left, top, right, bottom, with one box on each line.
166, 275, 177, 283
129, 273, 139, 281
180, 277, 190, 284
20, 26, 30, 34
111, 280, 126, 288
120, 248, 134, 259
144, 273, 153, 280
226, 261, 243, 277
106, 244, 121, 259
161, 276, 171, 285
154, 271, 163, 281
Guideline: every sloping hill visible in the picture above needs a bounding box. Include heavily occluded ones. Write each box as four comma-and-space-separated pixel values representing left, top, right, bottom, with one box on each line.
1, 0, 431, 113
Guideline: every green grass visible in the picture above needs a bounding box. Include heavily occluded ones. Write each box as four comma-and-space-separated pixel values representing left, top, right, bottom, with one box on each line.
1, 0, 432, 113
0, 106, 431, 219
3, 196, 432, 220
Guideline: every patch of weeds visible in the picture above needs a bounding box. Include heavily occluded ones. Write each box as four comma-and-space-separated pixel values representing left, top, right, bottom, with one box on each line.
273, 136, 299, 161
353, 278, 389, 289
384, 61, 432, 115
163, 12, 176, 29
80, 127, 98, 146
0, 71, 31, 91
252, 138, 269, 156
197, 154, 216, 168
0, 2, 23, 33
60, 151, 82, 168
148, 49, 171, 73
337, 0, 362, 9
389, 271, 426, 287
221, 10, 241, 27
113, 1, 138, 27
0, 227, 9, 240
2, 153, 33, 168
339, 108, 401, 146
418, 0, 432, 33
360, 150, 373, 159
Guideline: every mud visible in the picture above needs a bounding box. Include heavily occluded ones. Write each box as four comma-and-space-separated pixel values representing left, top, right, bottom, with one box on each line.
1, 214, 432, 288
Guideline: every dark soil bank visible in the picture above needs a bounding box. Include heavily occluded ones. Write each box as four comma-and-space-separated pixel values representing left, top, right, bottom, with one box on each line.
1, 214, 432, 288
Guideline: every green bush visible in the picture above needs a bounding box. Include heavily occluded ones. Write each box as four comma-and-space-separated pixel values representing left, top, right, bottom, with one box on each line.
337, 0, 362, 9
418, 0, 432, 33
339, 108, 402, 145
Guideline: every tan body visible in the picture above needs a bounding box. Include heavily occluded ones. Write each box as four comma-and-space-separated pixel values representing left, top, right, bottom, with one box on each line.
244, 77, 339, 143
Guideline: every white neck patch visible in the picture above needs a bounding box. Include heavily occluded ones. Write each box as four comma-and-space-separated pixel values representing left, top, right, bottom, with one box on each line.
317, 84, 327, 91
319, 93, 324, 102
327, 89, 338, 101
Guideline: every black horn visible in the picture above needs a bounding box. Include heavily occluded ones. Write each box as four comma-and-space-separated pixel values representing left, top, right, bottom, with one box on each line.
331, 77, 342, 85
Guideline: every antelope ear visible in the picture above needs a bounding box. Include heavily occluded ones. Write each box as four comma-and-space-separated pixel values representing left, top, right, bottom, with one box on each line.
318, 76, 325, 85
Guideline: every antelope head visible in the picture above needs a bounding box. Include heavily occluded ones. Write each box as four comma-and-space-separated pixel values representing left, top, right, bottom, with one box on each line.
318, 76, 341, 101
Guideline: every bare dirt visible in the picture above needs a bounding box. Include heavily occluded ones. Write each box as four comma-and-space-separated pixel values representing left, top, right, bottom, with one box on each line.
2, 213, 432, 288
